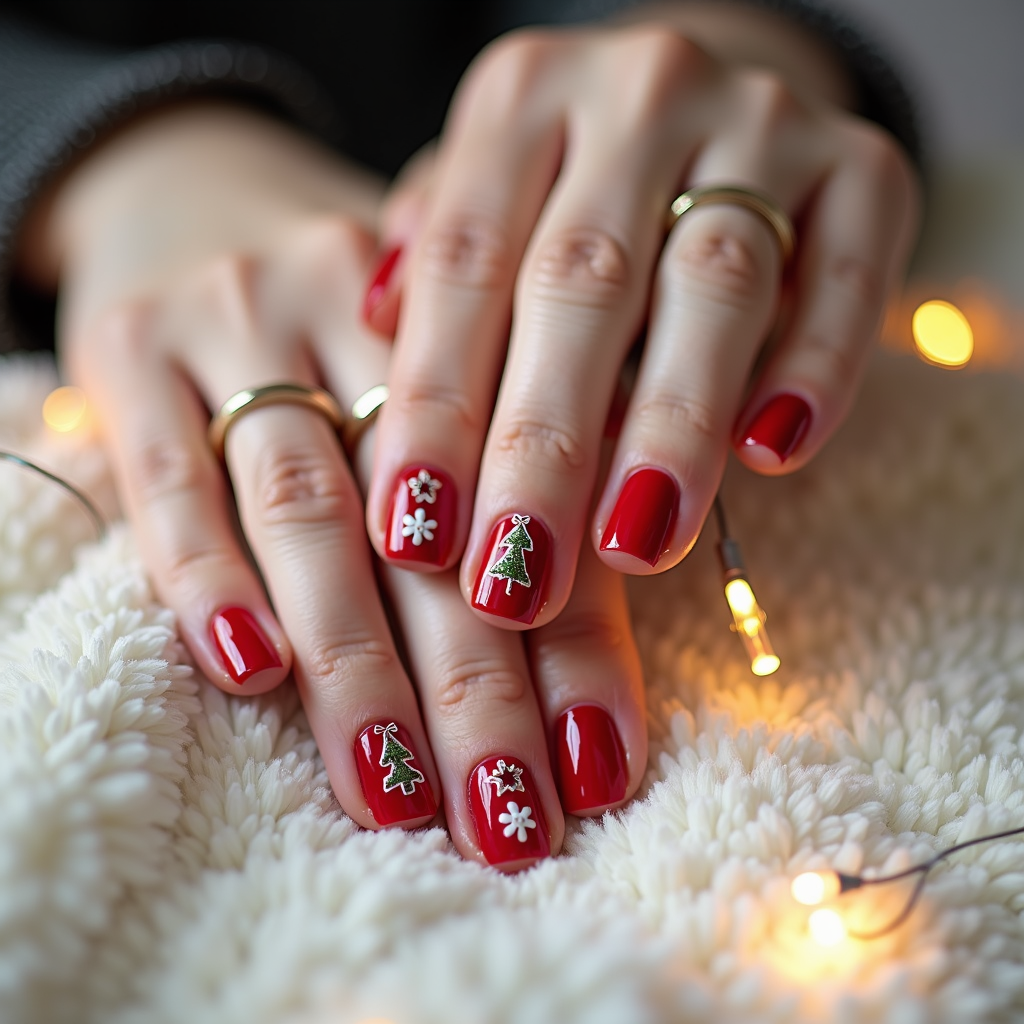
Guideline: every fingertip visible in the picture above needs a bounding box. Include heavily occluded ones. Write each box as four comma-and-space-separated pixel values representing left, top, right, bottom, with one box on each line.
361, 244, 403, 338
206, 604, 292, 692
733, 392, 814, 474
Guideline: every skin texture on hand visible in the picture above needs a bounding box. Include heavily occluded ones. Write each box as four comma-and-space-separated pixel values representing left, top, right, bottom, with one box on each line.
363, 15, 919, 643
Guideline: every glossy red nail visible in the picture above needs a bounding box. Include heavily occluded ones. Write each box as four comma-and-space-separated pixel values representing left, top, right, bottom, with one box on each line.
361, 245, 402, 328
471, 513, 552, 625
210, 606, 282, 685
467, 756, 549, 867
739, 393, 812, 463
355, 720, 436, 826
599, 467, 679, 567
385, 465, 456, 566
555, 704, 627, 815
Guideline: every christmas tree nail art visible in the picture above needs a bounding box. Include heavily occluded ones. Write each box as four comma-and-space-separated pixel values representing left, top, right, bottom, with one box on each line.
355, 720, 436, 826
375, 722, 426, 796
472, 513, 552, 624
486, 514, 533, 595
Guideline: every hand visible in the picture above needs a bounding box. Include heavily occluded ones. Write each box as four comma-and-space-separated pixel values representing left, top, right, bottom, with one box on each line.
363, 14, 920, 633
27, 102, 646, 866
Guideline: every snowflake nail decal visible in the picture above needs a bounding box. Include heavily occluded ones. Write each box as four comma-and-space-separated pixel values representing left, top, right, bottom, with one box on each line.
498, 801, 536, 843
486, 759, 525, 796
407, 469, 442, 504
401, 507, 437, 546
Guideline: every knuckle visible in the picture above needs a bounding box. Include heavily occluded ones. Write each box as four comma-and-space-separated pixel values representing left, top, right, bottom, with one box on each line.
666, 223, 766, 307
296, 214, 371, 268
128, 434, 216, 504
161, 544, 236, 594
533, 610, 627, 654
303, 634, 398, 691
615, 27, 707, 114
432, 656, 529, 712
84, 301, 156, 360
421, 215, 512, 289
468, 30, 554, 113
495, 416, 588, 474
530, 228, 631, 308
633, 391, 720, 445
851, 121, 916, 191
251, 445, 353, 527
741, 68, 802, 127
393, 380, 484, 436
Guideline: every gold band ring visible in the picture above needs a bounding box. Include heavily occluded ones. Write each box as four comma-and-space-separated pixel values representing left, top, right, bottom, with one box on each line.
667, 185, 796, 264
341, 383, 389, 453
208, 383, 345, 459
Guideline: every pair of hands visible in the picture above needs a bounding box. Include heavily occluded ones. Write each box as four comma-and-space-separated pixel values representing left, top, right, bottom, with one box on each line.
27, 20, 918, 870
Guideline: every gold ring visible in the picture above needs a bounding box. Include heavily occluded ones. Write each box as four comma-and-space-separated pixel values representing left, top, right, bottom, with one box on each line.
667, 184, 795, 264
341, 383, 389, 453
207, 383, 345, 459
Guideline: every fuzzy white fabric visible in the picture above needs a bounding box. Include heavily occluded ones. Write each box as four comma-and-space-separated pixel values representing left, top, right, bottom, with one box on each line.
2, 351, 1024, 1024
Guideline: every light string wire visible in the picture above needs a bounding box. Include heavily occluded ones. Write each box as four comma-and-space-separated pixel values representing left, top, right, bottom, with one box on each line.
833, 825, 1024, 939
0, 450, 107, 541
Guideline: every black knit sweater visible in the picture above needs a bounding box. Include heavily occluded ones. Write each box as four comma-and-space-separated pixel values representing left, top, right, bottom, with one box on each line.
0, 0, 922, 352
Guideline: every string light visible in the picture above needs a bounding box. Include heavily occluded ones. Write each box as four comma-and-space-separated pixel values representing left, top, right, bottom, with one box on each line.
912, 299, 974, 368
792, 825, 1024, 941
0, 450, 106, 540
713, 495, 780, 676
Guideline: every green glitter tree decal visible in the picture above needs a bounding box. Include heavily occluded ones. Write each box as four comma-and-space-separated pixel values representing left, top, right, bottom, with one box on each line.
487, 514, 533, 595
374, 722, 425, 796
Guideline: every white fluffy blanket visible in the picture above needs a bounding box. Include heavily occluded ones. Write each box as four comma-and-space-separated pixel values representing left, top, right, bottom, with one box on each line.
2, 351, 1024, 1024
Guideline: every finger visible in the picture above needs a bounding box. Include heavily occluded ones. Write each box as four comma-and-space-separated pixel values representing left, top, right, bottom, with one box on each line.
365, 34, 566, 574
526, 530, 645, 816
384, 564, 563, 871
178, 257, 439, 831
733, 126, 920, 473
78, 307, 291, 695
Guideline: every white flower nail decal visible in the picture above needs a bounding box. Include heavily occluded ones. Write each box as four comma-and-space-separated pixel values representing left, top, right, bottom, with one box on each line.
498, 801, 536, 843
407, 469, 442, 504
401, 507, 437, 546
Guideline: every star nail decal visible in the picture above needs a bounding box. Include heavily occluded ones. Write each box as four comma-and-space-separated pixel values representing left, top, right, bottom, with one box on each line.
486, 759, 525, 797
407, 469, 442, 504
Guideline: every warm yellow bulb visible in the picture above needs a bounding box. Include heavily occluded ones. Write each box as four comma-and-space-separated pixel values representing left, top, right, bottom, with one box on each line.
808, 908, 848, 947
725, 578, 756, 617
42, 386, 88, 433
912, 299, 973, 368
791, 871, 840, 906
724, 577, 780, 676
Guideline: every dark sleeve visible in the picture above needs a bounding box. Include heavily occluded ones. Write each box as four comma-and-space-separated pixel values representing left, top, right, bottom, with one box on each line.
0, 15, 337, 352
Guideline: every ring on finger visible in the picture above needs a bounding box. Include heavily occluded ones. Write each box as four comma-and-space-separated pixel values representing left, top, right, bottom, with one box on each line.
341, 383, 390, 454
208, 383, 345, 460
667, 184, 795, 264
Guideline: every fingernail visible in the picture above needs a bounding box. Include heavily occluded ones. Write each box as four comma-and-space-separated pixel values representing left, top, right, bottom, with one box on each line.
599, 467, 679, 567
467, 756, 549, 868
210, 606, 282, 685
361, 245, 403, 324
355, 720, 437, 826
471, 512, 551, 625
385, 465, 456, 566
739, 393, 812, 463
555, 704, 627, 815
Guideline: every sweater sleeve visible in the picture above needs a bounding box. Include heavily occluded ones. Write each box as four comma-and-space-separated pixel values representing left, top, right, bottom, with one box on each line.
0, 15, 337, 352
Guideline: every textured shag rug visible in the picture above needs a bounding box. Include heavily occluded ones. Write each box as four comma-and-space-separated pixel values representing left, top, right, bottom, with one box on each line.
2, 349, 1024, 1024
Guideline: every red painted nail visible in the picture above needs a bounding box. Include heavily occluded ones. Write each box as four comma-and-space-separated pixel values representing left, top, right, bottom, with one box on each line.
385, 465, 456, 566
555, 704, 627, 815
739, 393, 812, 463
210, 606, 282, 685
599, 467, 679, 567
361, 245, 403, 325
355, 720, 436, 826
467, 756, 549, 867
471, 512, 551, 625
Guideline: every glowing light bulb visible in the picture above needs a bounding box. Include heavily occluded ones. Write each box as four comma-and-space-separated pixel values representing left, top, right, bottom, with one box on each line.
724, 577, 780, 676
912, 299, 973, 368
791, 871, 840, 906
42, 386, 88, 433
808, 908, 848, 947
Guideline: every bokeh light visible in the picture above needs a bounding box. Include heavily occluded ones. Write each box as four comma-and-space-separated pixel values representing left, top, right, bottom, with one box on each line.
42, 386, 88, 433
808, 908, 848, 947
912, 299, 974, 367
791, 871, 840, 906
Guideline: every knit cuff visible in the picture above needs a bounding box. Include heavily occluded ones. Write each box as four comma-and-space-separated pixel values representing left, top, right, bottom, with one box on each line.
0, 18, 337, 351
